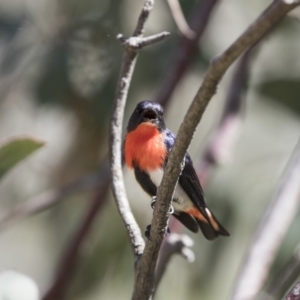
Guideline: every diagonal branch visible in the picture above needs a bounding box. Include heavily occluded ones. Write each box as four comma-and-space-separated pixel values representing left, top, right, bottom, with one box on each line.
197, 46, 258, 185
155, 0, 220, 107
133, 1, 300, 299
267, 242, 300, 299
0, 171, 101, 230
43, 162, 111, 300
285, 280, 300, 300
231, 139, 300, 300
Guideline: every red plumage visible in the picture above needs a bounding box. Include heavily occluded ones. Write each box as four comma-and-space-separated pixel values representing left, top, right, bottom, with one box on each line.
124, 123, 167, 171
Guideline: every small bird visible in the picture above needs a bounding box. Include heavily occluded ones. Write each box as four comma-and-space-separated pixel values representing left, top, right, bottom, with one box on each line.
124, 101, 230, 240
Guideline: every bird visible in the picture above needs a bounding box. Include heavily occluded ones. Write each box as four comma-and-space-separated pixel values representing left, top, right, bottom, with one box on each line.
124, 100, 230, 240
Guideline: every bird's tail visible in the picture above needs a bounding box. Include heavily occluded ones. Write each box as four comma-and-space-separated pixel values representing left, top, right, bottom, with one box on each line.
190, 207, 230, 240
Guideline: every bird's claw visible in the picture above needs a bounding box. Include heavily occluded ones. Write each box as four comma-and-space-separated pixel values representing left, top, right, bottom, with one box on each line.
151, 196, 156, 209
165, 226, 171, 236
168, 205, 174, 215
151, 197, 174, 215
145, 224, 151, 240
144, 224, 171, 240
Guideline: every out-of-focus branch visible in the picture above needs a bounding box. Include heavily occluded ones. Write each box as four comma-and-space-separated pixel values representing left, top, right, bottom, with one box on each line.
110, 0, 169, 259
284, 280, 300, 300
155, 0, 220, 107
43, 163, 111, 300
154, 233, 194, 293
0, 170, 101, 230
133, 1, 300, 300
166, 0, 195, 39
197, 46, 257, 185
267, 243, 300, 299
232, 139, 300, 300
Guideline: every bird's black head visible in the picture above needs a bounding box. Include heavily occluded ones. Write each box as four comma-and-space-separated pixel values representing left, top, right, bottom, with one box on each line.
127, 101, 166, 132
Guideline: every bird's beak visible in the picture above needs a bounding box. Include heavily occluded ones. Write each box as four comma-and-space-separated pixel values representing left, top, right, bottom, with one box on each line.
141, 109, 158, 123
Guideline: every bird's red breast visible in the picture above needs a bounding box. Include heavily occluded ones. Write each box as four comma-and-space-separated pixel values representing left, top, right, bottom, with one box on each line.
124, 123, 167, 171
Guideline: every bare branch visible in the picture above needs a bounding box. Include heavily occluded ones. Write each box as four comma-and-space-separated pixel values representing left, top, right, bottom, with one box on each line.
154, 233, 194, 292
197, 46, 257, 185
232, 139, 300, 300
117, 32, 170, 51
133, 1, 300, 299
110, 0, 169, 259
0, 171, 101, 230
133, 0, 154, 37
43, 171, 111, 300
155, 0, 220, 107
166, 0, 195, 39
139, 32, 170, 48
267, 243, 300, 299
285, 280, 300, 300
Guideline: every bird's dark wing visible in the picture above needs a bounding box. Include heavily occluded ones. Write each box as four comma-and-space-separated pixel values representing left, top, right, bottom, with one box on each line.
164, 129, 229, 239
180, 153, 230, 238
133, 163, 157, 197
163, 129, 176, 155
179, 154, 207, 212
172, 213, 199, 233
163, 130, 208, 214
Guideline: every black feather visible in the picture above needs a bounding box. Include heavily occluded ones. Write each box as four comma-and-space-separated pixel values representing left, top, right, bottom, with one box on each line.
172, 213, 199, 233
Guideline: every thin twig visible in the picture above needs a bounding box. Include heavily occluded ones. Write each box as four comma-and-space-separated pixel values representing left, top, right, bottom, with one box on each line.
0, 171, 101, 230
133, 1, 300, 300
155, 0, 220, 107
166, 0, 195, 39
232, 140, 300, 300
197, 46, 257, 185
285, 280, 300, 300
42, 163, 111, 300
267, 243, 300, 299
110, 0, 169, 259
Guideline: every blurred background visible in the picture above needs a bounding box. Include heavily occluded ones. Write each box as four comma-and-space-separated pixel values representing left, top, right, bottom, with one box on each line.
0, 0, 299, 299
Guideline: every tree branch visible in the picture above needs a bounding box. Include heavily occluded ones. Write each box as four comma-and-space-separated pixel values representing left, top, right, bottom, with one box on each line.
285, 280, 300, 300
117, 32, 170, 50
155, 0, 220, 107
197, 46, 257, 185
232, 139, 300, 300
0, 170, 101, 230
267, 243, 300, 299
43, 168, 111, 300
166, 0, 195, 39
110, 0, 169, 259
133, 1, 300, 299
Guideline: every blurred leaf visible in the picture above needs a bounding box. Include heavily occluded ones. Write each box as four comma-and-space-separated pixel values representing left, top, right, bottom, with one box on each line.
0, 137, 45, 180
257, 79, 300, 115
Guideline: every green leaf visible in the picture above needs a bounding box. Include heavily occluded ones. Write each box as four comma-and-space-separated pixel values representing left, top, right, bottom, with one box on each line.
0, 137, 45, 180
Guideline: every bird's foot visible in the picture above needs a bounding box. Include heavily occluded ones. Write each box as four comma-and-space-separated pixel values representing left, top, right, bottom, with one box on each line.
151, 196, 156, 209
144, 224, 171, 240
145, 224, 151, 240
151, 197, 174, 215
165, 226, 171, 236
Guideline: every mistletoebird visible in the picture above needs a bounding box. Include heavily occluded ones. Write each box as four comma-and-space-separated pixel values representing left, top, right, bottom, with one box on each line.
124, 100, 230, 240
